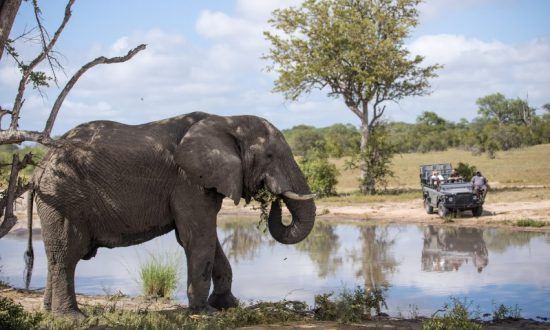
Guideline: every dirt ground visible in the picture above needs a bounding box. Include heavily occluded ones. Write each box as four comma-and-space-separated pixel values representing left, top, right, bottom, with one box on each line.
6, 192, 550, 237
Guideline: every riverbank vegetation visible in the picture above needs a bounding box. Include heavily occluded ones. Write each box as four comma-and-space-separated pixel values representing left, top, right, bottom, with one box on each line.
139, 253, 181, 299
2, 286, 546, 329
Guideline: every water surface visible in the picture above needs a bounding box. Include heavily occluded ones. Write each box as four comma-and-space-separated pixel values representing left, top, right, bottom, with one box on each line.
1, 220, 549, 319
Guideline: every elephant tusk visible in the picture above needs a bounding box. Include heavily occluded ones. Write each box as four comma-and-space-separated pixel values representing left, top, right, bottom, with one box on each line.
282, 191, 316, 200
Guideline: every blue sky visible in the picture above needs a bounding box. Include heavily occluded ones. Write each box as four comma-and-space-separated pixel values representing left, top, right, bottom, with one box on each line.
1, 0, 549, 135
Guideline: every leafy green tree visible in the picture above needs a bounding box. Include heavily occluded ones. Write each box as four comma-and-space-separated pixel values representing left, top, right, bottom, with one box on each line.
476, 93, 535, 126
264, 0, 440, 193
322, 124, 360, 157
283, 125, 326, 156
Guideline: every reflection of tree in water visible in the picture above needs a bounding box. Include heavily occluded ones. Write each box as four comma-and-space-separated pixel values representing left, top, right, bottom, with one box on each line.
483, 229, 542, 253
219, 221, 266, 263
422, 226, 488, 273
350, 225, 398, 289
295, 221, 342, 277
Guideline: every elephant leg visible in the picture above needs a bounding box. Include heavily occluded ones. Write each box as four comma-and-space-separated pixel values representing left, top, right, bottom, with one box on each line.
43, 264, 52, 311
208, 238, 238, 309
39, 203, 89, 316
179, 229, 216, 312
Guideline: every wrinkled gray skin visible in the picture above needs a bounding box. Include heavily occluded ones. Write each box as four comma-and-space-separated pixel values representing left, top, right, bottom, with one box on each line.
33, 112, 316, 316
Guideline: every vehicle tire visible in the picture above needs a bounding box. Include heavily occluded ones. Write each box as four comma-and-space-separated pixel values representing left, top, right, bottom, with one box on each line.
472, 206, 483, 217
438, 201, 449, 218
424, 198, 434, 214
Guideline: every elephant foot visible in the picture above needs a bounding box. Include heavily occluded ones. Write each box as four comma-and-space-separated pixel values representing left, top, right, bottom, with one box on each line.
208, 291, 239, 310
52, 306, 86, 319
189, 304, 218, 315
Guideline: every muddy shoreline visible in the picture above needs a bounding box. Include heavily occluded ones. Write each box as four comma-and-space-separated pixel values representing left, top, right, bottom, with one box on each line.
7, 197, 550, 238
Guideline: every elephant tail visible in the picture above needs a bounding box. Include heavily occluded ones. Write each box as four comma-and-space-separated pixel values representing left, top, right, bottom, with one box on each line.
24, 189, 35, 289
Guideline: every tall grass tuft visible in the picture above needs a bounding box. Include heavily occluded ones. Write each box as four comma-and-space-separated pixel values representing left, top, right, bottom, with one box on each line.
139, 252, 181, 299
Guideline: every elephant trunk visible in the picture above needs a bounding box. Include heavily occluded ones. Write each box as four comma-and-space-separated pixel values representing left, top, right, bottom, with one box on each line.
267, 195, 316, 245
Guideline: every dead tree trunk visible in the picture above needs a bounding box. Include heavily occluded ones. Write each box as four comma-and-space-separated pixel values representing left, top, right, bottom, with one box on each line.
0, 0, 22, 61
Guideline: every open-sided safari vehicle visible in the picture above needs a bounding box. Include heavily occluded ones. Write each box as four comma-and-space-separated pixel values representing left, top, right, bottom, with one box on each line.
420, 163, 484, 218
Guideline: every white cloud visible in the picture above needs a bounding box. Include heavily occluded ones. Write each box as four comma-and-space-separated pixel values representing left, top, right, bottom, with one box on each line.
394, 34, 550, 121
1, 1, 549, 135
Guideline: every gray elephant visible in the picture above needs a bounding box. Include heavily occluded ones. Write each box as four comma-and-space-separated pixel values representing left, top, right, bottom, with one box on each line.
30, 112, 316, 315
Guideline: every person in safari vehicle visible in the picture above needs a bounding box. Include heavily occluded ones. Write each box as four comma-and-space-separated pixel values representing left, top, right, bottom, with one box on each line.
471, 171, 488, 199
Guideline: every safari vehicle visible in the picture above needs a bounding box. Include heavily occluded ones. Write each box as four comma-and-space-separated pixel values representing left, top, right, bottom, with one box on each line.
420, 163, 484, 218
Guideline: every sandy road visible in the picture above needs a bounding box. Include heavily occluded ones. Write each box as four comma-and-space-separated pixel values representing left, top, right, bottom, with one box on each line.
7, 196, 550, 237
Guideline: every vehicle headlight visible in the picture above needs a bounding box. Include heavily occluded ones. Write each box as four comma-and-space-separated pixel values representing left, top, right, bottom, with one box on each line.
447, 197, 454, 202
473, 195, 478, 200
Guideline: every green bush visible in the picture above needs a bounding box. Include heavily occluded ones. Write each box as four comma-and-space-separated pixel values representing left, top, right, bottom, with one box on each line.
314, 286, 387, 323
455, 162, 477, 181
423, 297, 482, 330
0, 296, 43, 330
298, 153, 339, 198
140, 253, 180, 299
492, 303, 521, 321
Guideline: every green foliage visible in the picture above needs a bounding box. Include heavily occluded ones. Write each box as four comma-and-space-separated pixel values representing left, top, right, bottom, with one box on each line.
0, 144, 47, 187
455, 162, 477, 181
264, 0, 440, 104
476, 93, 535, 125
251, 187, 279, 232
0, 296, 43, 330
492, 303, 521, 321
515, 219, 548, 228
346, 127, 396, 194
283, 123, 360, 158
314, 286, 387, 323
298, 153, 339, 197
423, 297, 482, 330
139, 253, 180, 299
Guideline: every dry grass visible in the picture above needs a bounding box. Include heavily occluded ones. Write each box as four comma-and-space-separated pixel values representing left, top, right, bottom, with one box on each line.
332, 144, 550, 192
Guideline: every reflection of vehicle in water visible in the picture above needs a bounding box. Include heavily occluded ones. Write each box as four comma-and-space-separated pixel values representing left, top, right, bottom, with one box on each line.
422, 226, 488, 273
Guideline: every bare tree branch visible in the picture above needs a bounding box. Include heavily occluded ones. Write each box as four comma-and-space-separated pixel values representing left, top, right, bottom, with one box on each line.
10, 0, 75, 130
44, 43, 147, 136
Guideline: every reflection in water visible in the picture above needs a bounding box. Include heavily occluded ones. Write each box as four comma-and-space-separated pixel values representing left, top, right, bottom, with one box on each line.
295, 222, 342, 277
1, 221, 549, 319
350, 226, 398, 289
483, 229, 538, 253
422, 226, 488, 273
219, 221, 267, 263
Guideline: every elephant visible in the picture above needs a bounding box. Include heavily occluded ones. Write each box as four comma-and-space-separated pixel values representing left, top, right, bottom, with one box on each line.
30, 111, 316, 315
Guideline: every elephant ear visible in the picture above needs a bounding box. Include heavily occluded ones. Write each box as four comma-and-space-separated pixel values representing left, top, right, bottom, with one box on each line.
175, 117, 243, 205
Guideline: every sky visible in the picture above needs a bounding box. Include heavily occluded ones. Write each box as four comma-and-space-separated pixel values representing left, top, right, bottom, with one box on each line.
1, 0, 549, 135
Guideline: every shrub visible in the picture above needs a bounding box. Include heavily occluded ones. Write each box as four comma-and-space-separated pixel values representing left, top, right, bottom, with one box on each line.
492, 303, 521, 321
455, 162, 477, 181
298, 153, 339, 198
140, 253, 180, 299
0, 296, 43, 330
314, 286, 387, 323
423, 297, 482, 330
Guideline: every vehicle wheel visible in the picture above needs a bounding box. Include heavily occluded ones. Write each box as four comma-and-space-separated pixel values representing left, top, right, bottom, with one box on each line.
472, 206, 483, 217
424, 198, 434, 214
438, 201, 449, 218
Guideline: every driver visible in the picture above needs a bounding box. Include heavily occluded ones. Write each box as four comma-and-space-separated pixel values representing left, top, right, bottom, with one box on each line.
471, 171, 488, 198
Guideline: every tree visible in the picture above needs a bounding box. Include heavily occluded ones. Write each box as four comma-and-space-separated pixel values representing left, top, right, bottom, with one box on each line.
0, 0, 145, 240
0, 0, 22, 62
476, 93, 536, 126
264, 0, 440, 193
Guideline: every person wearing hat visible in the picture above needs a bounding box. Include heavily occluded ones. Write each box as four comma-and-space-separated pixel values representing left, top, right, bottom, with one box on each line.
471, 171, 488, 198
449, 169, 463, 183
